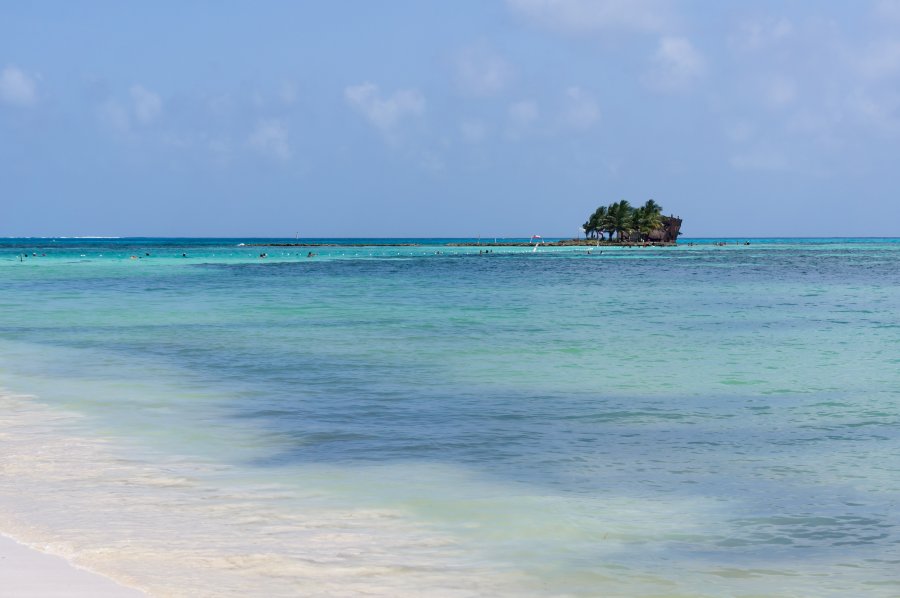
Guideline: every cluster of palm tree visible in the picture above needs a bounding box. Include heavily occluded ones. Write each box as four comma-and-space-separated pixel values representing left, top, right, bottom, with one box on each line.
582, 199, 664, 241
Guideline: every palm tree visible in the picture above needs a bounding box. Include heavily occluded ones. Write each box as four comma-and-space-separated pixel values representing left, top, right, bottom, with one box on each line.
583, 199, 669, 242
600, 202, 614, 240
582, 219, 594, 239
589, 206, 607, 239
641, 209, 663, 238
635, 199, 664, 240
642, 199, 663, 216
604, 200, 632, 241
629, 207, 645, 241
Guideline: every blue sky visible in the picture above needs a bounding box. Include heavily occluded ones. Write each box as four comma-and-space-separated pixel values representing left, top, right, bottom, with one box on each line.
2, 1, 900, 237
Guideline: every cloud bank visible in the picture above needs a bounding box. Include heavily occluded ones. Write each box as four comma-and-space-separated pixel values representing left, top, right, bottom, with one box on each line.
0, 66, 37, 106
506, 0, 672, 33
344, 83, 425, 136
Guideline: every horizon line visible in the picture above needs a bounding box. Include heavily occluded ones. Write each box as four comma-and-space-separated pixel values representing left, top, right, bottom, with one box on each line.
4, 235, 900, 241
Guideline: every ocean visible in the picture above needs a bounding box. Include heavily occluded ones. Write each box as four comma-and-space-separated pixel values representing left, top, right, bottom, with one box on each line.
1, 237, 899, 596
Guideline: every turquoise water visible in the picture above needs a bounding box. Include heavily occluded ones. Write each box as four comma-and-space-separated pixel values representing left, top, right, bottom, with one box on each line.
1, 238, 899, 596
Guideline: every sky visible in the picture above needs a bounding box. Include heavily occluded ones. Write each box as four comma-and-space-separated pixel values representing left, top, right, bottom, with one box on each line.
2, 0, 900, 237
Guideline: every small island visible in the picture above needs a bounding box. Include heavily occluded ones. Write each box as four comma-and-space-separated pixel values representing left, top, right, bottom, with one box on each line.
581, 199, 681, 244
247, 199, 682, 248
451, 199, 682, 247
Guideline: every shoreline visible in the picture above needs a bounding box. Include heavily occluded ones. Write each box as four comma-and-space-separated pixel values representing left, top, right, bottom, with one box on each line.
0, 389, 506, 597
0, 532, 146, 597
0, 391, 149, 597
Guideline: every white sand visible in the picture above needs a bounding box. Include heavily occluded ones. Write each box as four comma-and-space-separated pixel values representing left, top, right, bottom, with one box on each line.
0, 534, 146, 597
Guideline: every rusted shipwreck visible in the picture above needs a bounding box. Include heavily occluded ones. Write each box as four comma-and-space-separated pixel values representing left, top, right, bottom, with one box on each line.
645, 216, 682, 243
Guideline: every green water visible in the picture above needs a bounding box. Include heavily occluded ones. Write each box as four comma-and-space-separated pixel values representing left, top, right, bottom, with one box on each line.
0, 238, 899, 596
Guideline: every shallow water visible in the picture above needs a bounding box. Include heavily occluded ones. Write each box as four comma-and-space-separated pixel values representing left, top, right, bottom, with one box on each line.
1, 238, 899, 596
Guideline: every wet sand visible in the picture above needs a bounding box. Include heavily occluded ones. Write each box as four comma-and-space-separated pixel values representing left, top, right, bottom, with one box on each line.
0, 534, 145, 597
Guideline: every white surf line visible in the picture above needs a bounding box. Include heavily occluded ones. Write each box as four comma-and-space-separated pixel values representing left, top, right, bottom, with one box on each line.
0, 533, 147, 597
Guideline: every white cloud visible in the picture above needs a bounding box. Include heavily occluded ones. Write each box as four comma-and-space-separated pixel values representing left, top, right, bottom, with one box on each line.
460, 120, 487, 143
644, 36, 705, 93
280, 81, 299, 105
561, 86, 599, 129
506, 0, 671, 34
857, 39, 900, 79
344, 83, 425, 134
419, 151, 445, 174
875, 0, 900, 21
725, 121, 755, 143
455, 45, 512, 97
208, 138, 231, 155
765, 76, 797, 107
846, 89, 900, 135
508, 99, 539, 126
207, 93, 234, 117
97, 86, 161, 134
0, 66, 37, 106
248, 119, 291, 161
160, 132, 194, 149
98, 99, 131, 133
729, 17, 793, 52
204, 137, 233, 166
506, 100, 539, 139
130, 85, 162, 124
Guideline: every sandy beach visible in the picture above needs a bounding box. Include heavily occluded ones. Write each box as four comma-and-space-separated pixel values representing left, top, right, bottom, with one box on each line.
0, 534, 145, 597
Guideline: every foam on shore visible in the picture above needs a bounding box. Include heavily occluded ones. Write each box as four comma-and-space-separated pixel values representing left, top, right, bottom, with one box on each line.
0, 533, 145, 597
0, 391, 531, 597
